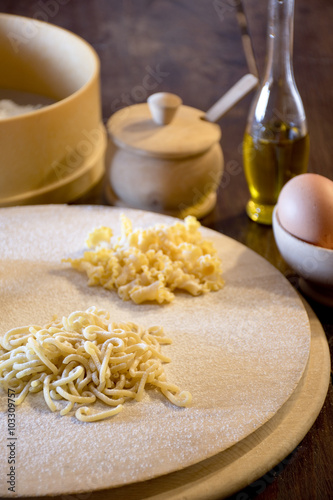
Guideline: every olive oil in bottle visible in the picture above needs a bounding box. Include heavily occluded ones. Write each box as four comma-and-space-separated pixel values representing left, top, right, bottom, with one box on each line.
243, 0, 309, 225
243, 123, 309, 224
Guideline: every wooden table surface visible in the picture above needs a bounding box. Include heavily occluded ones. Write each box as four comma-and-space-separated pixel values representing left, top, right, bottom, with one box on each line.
1, 1, 332, 499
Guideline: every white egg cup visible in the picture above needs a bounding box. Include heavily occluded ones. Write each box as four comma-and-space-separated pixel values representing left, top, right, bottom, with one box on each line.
273, 207, 333, 307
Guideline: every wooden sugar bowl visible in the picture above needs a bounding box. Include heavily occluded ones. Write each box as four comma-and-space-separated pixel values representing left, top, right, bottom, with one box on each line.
106, 92, 224, 218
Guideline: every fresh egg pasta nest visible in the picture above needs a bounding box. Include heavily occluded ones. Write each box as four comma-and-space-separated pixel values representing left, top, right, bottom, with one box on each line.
0, 307, 191, 422
64, 215, 224, 304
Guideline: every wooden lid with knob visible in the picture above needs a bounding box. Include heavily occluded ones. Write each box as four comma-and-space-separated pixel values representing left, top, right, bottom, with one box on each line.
107, 92, 221, 159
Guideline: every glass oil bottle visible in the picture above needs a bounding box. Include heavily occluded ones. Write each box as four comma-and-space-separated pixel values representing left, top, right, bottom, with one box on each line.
243, 0, 309, 225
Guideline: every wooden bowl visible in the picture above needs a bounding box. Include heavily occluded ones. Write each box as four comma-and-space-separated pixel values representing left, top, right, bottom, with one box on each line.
0, 14, 106, 206
106, 100, 223, 218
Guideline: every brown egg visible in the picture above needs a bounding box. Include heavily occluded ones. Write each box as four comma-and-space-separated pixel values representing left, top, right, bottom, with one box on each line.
277, 173, 333, 250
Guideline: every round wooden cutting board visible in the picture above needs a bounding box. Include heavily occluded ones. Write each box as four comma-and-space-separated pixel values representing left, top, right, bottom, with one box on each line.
0, 205, 313, 497
22, 297, 330, 500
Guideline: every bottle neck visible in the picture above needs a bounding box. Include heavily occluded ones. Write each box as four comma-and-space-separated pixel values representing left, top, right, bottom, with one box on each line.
265, 0, 295, 82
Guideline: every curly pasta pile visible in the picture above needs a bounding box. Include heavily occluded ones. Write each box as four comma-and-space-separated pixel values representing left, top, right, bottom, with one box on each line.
0, 307, 191, 422
64, 215, 224, 304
